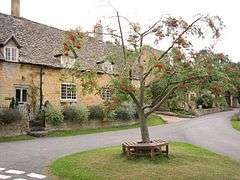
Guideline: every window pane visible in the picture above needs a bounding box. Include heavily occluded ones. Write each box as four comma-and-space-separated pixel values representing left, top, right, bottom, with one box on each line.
71, 85, 76, 99
67, 92, 72, 98
61, 84, 67, 99
5, 48, 11, 60
12, 48, 16, 61
22, 89, 27, 102
16, 89, 21, 102
61, 84, 76, 100
102, 87, 112, 101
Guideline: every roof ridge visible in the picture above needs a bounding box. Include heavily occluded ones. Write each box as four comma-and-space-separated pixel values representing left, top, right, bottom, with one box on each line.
0, 12, 64, 32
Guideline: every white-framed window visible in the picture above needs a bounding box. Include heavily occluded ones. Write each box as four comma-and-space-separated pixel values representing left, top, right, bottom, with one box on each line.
4, 47, 18, 61
102, 61, 114, 73
101, 87, 112, 101
15, 87, 28, 104
61, 83, 76, 101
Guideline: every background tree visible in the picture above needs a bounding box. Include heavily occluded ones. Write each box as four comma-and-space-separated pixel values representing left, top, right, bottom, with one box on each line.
64, 13, 225, 143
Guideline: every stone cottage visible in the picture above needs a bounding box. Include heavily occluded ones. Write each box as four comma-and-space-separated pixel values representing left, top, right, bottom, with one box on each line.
0, 0, 131, 110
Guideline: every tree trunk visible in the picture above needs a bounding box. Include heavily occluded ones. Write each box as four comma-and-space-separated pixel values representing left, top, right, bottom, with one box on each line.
139, 110, 150, 143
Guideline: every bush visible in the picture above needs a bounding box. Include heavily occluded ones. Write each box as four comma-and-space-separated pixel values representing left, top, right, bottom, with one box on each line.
196, 94, 213, 109
63, 105, 90, 123
114, 108, 130, 120
237, 92, 240, 104
89, 105, 105, 120
215, 96, 228, 107
0, 108, 23, 125
105, 110, 116, 120
9, 97, 18, 109
114, 102, 137, 121
44, 106, 64, 126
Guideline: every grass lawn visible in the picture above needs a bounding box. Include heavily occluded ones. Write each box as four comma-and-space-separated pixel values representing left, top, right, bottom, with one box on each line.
231, 114, 240, 132
0, 135, 35, 143
49, 142, 240, 180
0, 115, 165, 143
231, 120, 240, 132
48, 115, 165, 137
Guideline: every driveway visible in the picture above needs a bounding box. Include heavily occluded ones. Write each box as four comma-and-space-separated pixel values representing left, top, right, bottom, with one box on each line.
0, 109, 239, 179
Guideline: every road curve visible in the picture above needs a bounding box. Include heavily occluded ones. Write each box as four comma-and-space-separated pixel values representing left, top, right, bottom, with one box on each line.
0, 109, 239, 176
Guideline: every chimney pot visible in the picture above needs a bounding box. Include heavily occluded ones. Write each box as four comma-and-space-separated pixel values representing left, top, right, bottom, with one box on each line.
11, 0, 20, 17
94, 20, 103, 41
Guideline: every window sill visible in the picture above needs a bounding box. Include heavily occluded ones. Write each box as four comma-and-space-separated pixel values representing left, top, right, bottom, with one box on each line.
60, 99, 77, 103
4, 59, 19, 63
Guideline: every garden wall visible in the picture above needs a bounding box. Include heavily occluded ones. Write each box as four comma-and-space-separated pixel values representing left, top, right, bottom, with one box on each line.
46, 120, 138, 131
194, 107, 231, 116
0, 120, 28, 136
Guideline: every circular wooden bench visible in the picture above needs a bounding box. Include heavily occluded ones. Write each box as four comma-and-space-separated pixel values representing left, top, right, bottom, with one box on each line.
122, 139, 169, 158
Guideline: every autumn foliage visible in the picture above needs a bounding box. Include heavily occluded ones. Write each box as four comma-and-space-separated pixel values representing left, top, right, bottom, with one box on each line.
64, 12, 232, 143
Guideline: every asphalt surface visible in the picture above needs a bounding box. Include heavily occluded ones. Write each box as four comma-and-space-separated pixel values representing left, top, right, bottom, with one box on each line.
0, 109, 239, 178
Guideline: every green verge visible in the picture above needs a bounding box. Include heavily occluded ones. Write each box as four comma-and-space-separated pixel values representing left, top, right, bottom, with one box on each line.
231, 114, 240, 132
0, 115, 165, 143
0, 135, 35, 143
48, 115, 165, 137
49, 142, 240, 180
231, 120, 240, 132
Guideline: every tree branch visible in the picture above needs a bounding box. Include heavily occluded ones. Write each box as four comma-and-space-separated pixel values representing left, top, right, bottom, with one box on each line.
143, 16, 203, 82
145, 85, 178, 117
144, 74, 211, 116
141, 19, 162, 37
128, 91, 141, 109
116, 11, 127, 64
111, 15, 141, 36
86, 31, 121, 38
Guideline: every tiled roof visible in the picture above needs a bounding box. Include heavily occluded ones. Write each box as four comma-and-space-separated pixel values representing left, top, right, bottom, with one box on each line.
0, 50, 4, 59
0, 13, 123, 70
0, 13, 64, 67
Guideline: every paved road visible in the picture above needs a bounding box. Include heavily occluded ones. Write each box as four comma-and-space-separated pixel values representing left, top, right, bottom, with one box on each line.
0, 109, 239, 178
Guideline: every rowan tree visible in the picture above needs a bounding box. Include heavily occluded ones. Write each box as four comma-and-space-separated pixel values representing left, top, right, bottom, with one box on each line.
64, 13, 225, 143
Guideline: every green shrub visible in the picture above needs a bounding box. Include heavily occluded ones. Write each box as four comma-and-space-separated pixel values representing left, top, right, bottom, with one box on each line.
215, 96, 228, 107
33, 109, 46, 127
114, 108, 130, 120
0, 108, 23, 125
44, 107, 64, 126
114, 102, 137, 121
105, 110, 116, 120
237, 92, 240, 104
89, 105, 105, 120
9, 97, 18, 109
63, 105, 89, 123
196, 94, 213, 109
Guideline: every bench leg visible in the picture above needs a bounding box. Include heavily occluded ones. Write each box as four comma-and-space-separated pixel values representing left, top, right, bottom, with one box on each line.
166, 144, 169, 156
122, 145, 126, 154
150, 148, 155, 159
126, 148, 131, 158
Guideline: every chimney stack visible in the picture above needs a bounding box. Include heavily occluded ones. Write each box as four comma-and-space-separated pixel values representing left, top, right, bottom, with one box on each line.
11, 0, 20, 17
94, 21, 103, 41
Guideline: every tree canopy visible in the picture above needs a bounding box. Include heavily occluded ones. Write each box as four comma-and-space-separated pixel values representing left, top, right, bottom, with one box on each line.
62, 12, 238, 142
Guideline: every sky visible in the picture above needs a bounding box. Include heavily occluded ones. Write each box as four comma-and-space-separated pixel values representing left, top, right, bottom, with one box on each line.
0, 0, 239, 62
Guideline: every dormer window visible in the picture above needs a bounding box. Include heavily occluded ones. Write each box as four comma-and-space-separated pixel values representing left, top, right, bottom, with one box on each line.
5, 47, 18, 61
102, 61, 114, 73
